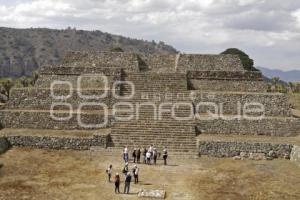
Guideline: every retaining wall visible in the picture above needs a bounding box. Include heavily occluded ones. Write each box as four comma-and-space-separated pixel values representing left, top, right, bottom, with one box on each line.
189, 80, 268, 92
177, 54, 245, 71
199, 140, 293, 158
196, 118, 300, 136
192, 91, 292, 117
0, 111, 113, 130
4, 134, 108, 150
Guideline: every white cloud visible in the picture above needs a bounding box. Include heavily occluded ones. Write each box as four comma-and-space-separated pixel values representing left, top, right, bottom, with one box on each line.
0, 0, 300, 70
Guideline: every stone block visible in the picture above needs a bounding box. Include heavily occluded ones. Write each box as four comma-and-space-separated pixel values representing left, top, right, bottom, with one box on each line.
138, 189, 166, 199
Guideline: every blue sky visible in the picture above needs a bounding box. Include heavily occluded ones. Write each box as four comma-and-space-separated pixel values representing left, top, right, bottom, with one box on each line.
0, 0, 300, 71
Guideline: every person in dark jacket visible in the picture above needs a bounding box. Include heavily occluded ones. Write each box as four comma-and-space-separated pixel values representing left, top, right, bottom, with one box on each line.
122, 162, 129, 176
114, 173, 120, 193
124, 172, 132, 194
132, 148, 137, 163
153, 148, 158, 165
133, 165, 139, 184
136, 148, 141, 163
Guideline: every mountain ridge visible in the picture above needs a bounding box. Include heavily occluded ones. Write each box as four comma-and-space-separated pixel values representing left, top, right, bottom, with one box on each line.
0, 27, 178, 77
257, 66, 300, 82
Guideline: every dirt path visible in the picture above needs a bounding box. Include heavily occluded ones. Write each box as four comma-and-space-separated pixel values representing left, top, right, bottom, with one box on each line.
1, 148, 300, 200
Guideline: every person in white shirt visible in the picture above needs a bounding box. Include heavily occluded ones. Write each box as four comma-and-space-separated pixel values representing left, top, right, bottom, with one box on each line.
123, 146, 129, 163
148, 145, 154, 158
146, 151, 151, 165
106, 164, 112, 182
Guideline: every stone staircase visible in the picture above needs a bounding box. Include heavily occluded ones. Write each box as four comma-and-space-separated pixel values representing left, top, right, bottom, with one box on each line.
109, 71, 198, 154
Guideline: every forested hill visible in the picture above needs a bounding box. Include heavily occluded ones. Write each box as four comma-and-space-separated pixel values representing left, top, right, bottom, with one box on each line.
0, 27, 178, 77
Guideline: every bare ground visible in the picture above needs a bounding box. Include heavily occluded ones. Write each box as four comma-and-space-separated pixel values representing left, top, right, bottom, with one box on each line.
1, 148, 300, 200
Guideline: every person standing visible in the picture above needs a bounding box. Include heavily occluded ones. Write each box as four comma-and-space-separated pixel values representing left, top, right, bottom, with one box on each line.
132, 148, 137, 163
106, 164, 112, 182
148, 145, 154, 159
153, 148, 158, 165
133, 165, 139, 184
146, 151, 151, 165
136, 148, 141, 163
123, 146, 129, 163
143, 148, 147, 164
124, 172, 132, 194
122, 162, 129, 176
163, 147, 168, 165
114, 173, 120, 193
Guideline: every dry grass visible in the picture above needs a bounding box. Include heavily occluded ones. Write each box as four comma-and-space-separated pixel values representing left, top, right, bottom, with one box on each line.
1, 148, 300, 200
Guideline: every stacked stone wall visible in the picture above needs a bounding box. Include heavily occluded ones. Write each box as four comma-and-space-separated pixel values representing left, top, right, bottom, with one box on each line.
0, 111, 113, 130
199, 141, 293, 158
6, 88, 116, 110
139, 54, 176, 72
189, 80, 268, 92
187, 71, 263, 80
177, 54, 245, 72
196, 118, 300, 136
192, 91, 292, 117
4, 134, 108, 150
62, 51, 139, 70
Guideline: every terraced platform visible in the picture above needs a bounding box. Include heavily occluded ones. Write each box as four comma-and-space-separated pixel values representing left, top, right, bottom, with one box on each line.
0, 51, 299, 157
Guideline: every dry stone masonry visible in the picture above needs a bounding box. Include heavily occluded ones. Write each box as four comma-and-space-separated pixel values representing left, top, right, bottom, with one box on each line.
0, 50, 299, 157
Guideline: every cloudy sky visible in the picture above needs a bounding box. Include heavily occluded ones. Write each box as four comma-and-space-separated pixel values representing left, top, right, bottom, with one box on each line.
0, 0, 300, 71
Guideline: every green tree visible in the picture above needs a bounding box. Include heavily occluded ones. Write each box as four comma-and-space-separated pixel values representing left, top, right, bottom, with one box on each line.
0, 78, 14, 98
19, 76, 30, 87
110, 47, 124, 52
221, 48, 257, 71
30, 71, 39, 86
272, 77, 280, 86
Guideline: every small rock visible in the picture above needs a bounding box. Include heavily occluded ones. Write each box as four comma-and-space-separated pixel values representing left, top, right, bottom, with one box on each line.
283, 153, 290, 159
240, 152, 248, 159
249, 153, 266, 160
267, 150, 277, 159
266, 156, 274, 160
233, 156, 241, 160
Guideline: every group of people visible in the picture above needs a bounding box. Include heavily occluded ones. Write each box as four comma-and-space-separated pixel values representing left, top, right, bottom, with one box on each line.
106, 163, 140, 194
123, 145, 168, 166
106, 145, 168, 194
